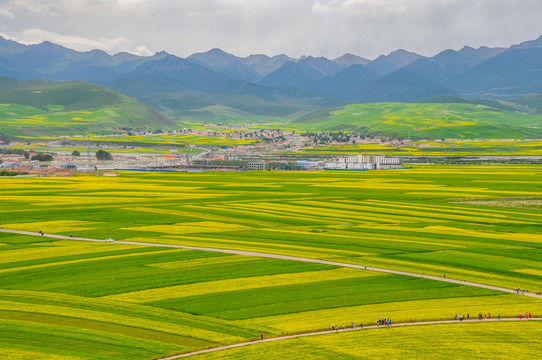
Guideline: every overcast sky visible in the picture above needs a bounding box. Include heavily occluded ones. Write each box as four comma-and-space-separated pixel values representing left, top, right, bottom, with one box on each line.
1, 0, 541, 59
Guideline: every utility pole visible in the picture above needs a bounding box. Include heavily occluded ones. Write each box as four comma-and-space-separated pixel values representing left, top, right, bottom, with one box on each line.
87, 135, 91, 169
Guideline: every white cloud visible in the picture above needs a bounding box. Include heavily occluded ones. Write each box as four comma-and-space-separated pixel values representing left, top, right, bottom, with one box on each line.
0, 8, 15, 19
1, 28, 152, 55
0, 0, 541, 58
134, 44, 152, 56
17, 28, 127, 51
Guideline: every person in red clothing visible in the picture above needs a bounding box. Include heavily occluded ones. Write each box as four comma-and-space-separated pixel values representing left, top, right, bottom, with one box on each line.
261, 332, 263, 340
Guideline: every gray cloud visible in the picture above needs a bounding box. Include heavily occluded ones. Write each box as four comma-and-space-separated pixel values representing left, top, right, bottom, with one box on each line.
0, 0, 541, 58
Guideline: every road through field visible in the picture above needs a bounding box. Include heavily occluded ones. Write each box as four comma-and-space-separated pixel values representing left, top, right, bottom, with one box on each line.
159, 318, 542, 359
1, 228, 540, 298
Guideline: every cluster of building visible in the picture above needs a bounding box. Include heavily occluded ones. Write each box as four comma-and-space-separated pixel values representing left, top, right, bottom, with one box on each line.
323, 154, 402, 170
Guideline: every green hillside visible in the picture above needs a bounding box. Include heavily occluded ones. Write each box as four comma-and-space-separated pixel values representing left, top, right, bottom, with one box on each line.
294, 102, 542, 139
504, 94, 542, 115
0, 77, 174, 137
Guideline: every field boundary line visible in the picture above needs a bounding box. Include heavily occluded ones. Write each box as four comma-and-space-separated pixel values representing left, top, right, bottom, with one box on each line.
158, 318, 542, 359
1, 228, 541, 299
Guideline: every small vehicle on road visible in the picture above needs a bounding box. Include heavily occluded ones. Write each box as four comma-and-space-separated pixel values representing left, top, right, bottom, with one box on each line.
105, 238, 114, 242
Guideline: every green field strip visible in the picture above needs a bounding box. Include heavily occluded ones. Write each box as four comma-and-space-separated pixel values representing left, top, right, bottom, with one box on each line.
0, 290, 260, 340
146, 275, 497, 320
0, 310, 213, 347
0, 252, 334, 297
0, 298, 246, 344
124, 206, 280, 228
0, 319, 186, 360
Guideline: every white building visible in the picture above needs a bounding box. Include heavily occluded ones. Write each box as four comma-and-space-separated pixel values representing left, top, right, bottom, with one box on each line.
323, 154, 401, 170
247, 162, 267, 170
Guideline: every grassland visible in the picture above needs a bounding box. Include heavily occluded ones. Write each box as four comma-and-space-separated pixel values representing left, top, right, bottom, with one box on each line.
1, 165, 541, 358
293, 103, 542, 139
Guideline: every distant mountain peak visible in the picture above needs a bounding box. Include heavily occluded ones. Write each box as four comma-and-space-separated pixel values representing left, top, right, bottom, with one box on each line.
208, 48, 229, 54
153, 50, 169, 56
35, 40, 66, 49
333, 53, 370, 66
511, 34, 542, 50
113, 51, 141, 61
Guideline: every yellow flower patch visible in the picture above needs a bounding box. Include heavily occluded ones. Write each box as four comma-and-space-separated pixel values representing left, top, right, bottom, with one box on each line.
238, 294, 542, 334
1, 220, 101, 233
123, 221, 250, 234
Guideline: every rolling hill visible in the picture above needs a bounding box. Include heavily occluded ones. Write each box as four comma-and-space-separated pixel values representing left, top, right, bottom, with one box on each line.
294, 102, 542, 139
0, 76, 173, 137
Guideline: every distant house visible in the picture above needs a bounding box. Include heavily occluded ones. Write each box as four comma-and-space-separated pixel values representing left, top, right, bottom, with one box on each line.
247, 162, 267, 171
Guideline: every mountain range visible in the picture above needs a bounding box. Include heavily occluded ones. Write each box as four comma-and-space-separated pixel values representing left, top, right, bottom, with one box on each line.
1, 35, 542, 121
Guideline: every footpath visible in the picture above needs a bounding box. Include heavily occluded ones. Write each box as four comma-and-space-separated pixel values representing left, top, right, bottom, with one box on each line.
159, 318, 542, 359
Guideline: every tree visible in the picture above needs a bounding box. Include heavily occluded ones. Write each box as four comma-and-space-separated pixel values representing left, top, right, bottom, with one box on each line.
95, 149, 113, 161
72, 150, 81, 157
31, 153, 53, 161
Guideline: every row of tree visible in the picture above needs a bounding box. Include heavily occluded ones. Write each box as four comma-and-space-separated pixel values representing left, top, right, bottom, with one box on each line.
23, 150, 113, 161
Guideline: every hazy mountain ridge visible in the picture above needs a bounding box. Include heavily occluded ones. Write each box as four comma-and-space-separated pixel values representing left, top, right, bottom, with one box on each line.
1, 35, 542, 119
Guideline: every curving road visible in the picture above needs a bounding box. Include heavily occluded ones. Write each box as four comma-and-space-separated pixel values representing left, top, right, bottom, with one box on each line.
1, 228, 541, 299
159, 318, 542, 359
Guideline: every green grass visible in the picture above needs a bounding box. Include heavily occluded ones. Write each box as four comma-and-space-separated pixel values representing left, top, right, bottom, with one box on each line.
148, 275, 495, 320
293, 102, 542, 139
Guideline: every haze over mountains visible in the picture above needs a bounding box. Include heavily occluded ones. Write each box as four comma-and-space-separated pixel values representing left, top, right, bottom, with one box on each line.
1, 35, 542, 120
